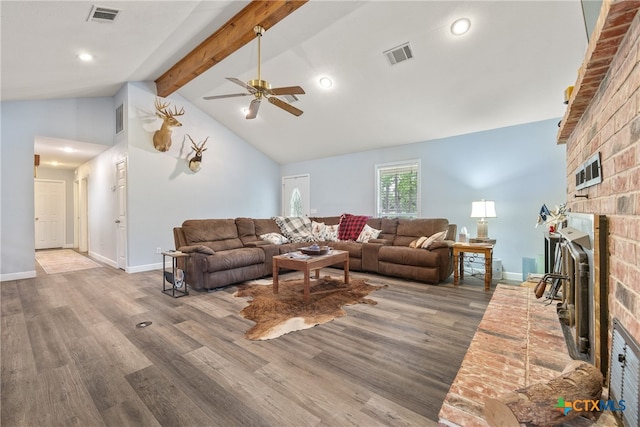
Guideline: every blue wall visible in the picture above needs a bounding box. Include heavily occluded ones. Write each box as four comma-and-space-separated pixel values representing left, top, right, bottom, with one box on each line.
281, 118, 567, 276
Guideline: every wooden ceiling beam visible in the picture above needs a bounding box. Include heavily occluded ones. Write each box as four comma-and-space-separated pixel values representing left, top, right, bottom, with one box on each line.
155, 0, 308, 98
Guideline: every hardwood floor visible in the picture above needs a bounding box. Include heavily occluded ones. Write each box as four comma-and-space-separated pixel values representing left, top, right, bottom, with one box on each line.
1, 260, 499, 427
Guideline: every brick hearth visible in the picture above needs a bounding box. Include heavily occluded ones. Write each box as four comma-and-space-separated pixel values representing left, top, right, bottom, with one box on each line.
438, 284, 574, 426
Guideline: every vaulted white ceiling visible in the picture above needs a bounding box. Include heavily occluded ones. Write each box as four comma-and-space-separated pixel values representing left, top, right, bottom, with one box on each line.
2, 1, 589, 166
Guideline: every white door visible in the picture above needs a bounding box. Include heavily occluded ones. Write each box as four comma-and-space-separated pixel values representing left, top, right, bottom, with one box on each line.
34, 179, 65, 249
282, 174, 310, 217
116, 159, 127, 270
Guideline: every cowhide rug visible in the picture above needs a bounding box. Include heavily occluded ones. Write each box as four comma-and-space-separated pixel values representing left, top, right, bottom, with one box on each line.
233, 276, 386, 340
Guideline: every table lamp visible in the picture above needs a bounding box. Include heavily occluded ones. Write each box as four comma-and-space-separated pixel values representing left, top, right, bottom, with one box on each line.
470, 199, 497, 240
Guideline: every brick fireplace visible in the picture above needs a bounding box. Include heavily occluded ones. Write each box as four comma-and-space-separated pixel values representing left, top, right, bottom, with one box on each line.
440, 3, 640, 426
558, 0, 640, 425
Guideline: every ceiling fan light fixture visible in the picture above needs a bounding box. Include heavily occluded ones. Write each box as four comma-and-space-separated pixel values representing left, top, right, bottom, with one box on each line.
319, 77, 333, 88
451, 18, 471, 35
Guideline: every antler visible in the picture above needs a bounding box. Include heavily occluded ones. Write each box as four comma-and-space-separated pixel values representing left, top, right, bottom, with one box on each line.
198, 137, 209, 152
187, 135, 208, 153
155, 98, 185, 118
155, 98, 170, 113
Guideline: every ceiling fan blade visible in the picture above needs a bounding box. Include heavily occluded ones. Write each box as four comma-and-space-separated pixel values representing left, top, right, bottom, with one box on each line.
268, 96, 303, 117
268, 86, 306, 96
245, 99, 261, 119
203, 93, 251, 100
226, 77, 256, 93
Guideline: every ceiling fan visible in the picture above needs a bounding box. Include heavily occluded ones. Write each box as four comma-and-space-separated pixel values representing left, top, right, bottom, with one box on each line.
203, 25, 305, 119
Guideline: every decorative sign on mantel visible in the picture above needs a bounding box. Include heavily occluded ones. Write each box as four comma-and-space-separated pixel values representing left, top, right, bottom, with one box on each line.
575, 152, 602, 190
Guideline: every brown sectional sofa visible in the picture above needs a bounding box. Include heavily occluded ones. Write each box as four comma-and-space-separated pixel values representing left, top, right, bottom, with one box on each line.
173, 216, 456, 291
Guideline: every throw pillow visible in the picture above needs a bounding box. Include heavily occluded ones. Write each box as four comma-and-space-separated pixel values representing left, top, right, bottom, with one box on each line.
409, 236, 429, 248
356, 224, 382, 243
324, 224, 339, 242
273, 216, 315, 243
311, 221, 326, 241
338, 214, 371, 241
260, 232, 289, 245
421, 230, 448, 249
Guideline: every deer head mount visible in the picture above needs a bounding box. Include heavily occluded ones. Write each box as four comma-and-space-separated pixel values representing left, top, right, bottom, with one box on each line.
187, 134, 208, 172
153, 98, 185, 152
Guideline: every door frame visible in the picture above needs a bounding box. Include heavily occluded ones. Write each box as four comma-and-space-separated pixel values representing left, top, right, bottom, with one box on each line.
115, 158, 127, 270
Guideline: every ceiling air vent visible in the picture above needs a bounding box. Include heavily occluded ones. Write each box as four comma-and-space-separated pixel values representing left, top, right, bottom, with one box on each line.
87, 5, 120, 23
281, 94, 299, 104
383, 42, 414, 66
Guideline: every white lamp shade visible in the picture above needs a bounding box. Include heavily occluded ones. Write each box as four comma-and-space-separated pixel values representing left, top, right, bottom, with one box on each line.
470, 200, 497, 219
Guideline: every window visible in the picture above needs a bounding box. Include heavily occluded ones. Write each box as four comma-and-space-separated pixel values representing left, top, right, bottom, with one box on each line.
376, 160, 420, 218
289, 188, 303, 217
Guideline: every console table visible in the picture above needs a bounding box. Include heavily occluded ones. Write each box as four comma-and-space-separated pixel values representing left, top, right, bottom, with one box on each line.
453, 242, 494, 291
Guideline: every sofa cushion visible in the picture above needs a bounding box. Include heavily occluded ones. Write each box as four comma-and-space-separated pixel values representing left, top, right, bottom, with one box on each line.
203, 248, 265, 273
393, 218, 449, 247
338, 214, 370, 241
235, 217, 258, 245
182, 219, 243, 251
273, 216, 315, 243
328, 241, 363, 258
254, 218, 281, 236
379, 218, 399, 241
378, 245, 440, 267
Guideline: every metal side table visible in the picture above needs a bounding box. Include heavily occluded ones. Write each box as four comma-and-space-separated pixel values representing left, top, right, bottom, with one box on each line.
162, 251, 190, 298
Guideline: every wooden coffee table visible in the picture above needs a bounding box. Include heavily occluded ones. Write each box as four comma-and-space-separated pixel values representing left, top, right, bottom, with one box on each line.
272, 249, 349, 302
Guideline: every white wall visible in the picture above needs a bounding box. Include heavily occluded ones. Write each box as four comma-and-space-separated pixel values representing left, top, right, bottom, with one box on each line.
0, 98, 114, 280
280, 118, 567, 277
1, 84, 281, 279
122, 82, 281, 270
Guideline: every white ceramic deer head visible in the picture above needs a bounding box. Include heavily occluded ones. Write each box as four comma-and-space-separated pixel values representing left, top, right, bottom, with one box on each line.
187, 134, 208, 172
153, 98, 185, 152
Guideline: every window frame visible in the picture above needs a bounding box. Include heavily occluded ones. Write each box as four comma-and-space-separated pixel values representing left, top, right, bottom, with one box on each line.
375, 159, 421, 218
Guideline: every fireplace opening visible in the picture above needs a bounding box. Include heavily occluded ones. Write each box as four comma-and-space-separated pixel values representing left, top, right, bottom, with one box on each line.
557, 238, 591, 359
552, 214, 608, 374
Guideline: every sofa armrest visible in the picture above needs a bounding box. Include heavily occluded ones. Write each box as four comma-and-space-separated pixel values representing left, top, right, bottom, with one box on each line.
178, 245, 215, 255
429, 240, 455, 250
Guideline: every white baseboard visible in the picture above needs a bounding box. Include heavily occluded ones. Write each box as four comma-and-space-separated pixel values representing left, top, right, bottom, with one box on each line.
0, 270, 36, 282
502, 271, 523, 281
88, 251, 117, 268
127, 262, 162, 274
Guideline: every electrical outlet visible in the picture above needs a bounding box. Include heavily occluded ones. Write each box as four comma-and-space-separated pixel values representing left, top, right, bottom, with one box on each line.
156, 247, 161, 254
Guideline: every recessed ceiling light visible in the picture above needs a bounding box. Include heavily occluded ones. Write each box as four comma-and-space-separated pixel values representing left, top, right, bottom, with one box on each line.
78, 53, 93, 62
62, 147, 74, 153
451, 18, 471, 35
319, 77, 333, 88
51, 161, 59, 167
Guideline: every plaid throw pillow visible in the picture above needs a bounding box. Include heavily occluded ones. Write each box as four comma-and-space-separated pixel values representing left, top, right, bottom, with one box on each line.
273, 216, 315, 243
338, 213, 371, 241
